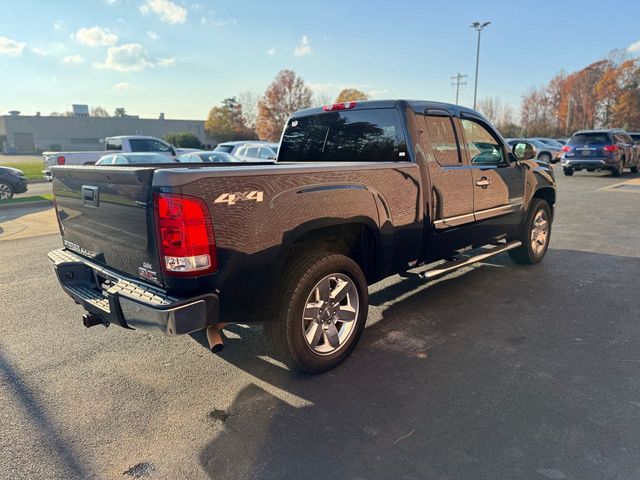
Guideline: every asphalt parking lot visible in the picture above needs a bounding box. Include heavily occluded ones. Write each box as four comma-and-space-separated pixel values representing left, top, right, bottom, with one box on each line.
1, 169, 639, 480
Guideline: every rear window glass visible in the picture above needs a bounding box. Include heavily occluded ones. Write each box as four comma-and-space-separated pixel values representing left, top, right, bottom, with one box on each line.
631, 134, 640, 142
279, 108, 407, 162
105, 138, 122, 151
569, 133, 611, 145
215, 145, 234, 153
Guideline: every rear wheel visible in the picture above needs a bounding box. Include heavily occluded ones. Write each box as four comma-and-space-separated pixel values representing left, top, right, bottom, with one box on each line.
612, 167, 622, 177
563, 168, 574, 176
509, 199, 552, 265
0, 181, 14, 200
538, 152, 552, 163
267, 252, 368, 373
630, 165, 638, 173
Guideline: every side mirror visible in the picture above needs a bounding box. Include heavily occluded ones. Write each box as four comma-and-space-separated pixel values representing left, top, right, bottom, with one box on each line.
512, 142, 537, 161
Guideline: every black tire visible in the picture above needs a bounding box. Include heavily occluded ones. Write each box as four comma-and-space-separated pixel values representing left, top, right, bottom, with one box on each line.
538, 152, 552, 163
563, 168, 574, 176
0, 181, 14, 200
508, 199, 552, 265
612, 168, 622, 177
267, 252, 368, 374
630, 165, 638, 173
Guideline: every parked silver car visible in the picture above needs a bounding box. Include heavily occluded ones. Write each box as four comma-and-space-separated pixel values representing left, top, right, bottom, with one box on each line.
95, 153, 177, 165
506, 138, 562, 164
234, 142, 279, 162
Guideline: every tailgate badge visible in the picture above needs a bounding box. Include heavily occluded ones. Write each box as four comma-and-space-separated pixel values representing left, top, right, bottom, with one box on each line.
138, 263, 159, 283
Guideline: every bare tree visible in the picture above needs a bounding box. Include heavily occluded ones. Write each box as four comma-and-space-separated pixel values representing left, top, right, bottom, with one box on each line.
238, 91, 259, 130
90, 106, 111, 117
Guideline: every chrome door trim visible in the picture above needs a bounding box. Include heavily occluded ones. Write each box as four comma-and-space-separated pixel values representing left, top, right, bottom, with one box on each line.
474, 202, 523, 221
434, 212, 476, 230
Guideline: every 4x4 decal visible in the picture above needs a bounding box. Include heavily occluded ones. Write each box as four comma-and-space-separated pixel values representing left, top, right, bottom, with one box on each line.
214, 191, 264, 206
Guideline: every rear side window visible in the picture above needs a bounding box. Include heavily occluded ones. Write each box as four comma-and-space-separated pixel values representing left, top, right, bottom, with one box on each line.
570, 133, 611, 145
246, 147, 259, 158
129, 139, 171, 152
424, 116, 461, 165
279, 108, 407, 162
105, 138, 122, 151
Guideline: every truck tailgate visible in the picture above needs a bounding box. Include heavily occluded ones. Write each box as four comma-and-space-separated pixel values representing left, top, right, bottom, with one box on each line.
52, 166, 164, 286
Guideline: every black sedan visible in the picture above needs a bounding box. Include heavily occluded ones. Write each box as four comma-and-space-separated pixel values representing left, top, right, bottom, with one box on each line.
0, 166, 28, 200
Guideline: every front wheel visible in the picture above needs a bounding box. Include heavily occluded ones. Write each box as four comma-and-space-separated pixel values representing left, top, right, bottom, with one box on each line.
538, 152, 552, 163
0, 181, 14, 200
563, 168, 574, 176
509, 199, 552, 265
630, 165, 638, 173
267, 252, 369, 373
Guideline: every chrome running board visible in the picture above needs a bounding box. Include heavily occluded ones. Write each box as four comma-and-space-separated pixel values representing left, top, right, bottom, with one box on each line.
418, 240, 522, 281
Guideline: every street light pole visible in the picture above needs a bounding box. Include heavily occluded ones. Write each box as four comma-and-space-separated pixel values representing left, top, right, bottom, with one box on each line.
470, 21, 490, 110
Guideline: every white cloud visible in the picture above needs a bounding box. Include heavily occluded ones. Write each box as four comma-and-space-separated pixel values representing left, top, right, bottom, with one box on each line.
94, 43, 174, 72
105, 0, 119, 4
157, 57, 176, 67
62, 54, 85, 64
367, 88, 389, 98
31, 47, 48, 56
0, 36, 26, 56
265, 47, 276, 56
113, 82, 135, 91
628, 40, 640, 53
200, 10, 236, 27
294, 35, 312, 57
53, 21, 63, 31
140, 0, 187, 24
73, 26, 118, 47
147, 30, 159, 40
94, 43, 153, 71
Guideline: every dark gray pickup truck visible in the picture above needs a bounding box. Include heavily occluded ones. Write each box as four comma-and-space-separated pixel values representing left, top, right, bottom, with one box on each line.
49, 100, 556, 373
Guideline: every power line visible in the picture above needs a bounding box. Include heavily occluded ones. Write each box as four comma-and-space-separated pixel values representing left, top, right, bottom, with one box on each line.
451, 73, 468, 105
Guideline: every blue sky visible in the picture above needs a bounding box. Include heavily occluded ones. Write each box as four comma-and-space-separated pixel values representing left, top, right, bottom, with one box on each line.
1, 0, 640, 119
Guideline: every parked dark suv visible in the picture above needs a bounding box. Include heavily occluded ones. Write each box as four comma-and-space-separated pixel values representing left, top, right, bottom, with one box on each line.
561, 129, 639, 176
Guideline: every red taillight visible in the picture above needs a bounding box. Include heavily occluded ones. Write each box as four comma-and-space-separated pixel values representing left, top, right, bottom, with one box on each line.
603, 144, 618, 153
154, 193, 217, 276
57, 155, 66, 165
322, 102, 357, 112
562, 145, 571, 152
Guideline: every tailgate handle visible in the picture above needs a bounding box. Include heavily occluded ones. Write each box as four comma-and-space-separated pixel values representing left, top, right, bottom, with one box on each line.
82, 186, 99, 207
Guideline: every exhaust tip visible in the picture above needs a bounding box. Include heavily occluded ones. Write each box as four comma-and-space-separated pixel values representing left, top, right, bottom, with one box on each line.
206, 323, 228, 354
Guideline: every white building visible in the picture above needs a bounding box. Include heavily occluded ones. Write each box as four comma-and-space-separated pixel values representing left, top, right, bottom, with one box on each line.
0, 110, 207, 154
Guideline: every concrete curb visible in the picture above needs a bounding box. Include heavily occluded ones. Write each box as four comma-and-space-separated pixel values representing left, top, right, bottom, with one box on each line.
0, 199, 53, 210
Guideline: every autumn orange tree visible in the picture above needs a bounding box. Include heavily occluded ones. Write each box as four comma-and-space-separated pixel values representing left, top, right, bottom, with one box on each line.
335, 88, 369, 103
205, 97, 256, 143
520, 50, 640, 137
256, 70, 313, 141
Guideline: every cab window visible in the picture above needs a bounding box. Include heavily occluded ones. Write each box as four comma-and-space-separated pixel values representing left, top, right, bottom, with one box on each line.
461, 119, 505, 165
424, 115, 461, 165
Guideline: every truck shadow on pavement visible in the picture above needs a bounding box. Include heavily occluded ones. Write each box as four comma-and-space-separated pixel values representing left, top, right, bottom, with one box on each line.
0, 348, 90, 478
194, 248, 640, 480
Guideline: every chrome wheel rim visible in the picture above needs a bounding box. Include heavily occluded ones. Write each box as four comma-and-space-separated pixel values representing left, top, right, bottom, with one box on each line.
0, 183, 11, 200
531, 209, 549, 256
301, 273, 359, 356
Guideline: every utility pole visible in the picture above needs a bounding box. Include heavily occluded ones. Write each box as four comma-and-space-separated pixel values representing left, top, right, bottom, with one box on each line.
451, 73, 468, 105
470, 21, 491, 110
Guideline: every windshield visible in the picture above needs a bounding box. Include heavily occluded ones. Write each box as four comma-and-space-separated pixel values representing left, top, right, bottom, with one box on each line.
214, 145, 234, 153
125, 154, 175, 164
279, 108, 407, 162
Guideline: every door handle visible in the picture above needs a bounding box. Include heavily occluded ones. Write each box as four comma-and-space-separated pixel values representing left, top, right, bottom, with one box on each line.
476, 177, 491, 188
